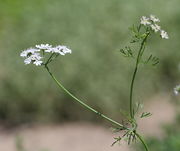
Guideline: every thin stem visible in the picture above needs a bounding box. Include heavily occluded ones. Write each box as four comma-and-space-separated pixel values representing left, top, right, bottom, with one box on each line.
135, 132, 149, 151
129, 33, 150, 119
137, 24, 142, 32
45, 65, 127, 129
45, 53, 55, 65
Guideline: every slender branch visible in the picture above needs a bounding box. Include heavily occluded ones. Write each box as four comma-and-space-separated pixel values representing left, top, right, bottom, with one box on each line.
45, 53, 55, 65
135, 132, 149, 151
45, 65, 127, 129
137, 24, 142, 32
129, 33, 150, 119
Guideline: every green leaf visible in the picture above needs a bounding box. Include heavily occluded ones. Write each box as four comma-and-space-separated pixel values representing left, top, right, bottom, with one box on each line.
111, 136, 122, 146
119, 46, 134, 58
144, 54, 159, 66
111, 127, 126, 133
140, 112, 152, 118
134, 102, 144, 115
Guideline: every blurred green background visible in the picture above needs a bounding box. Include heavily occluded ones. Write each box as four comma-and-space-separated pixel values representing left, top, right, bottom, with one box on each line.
0, 0, 179, 125
138, 116, 180, 151
1, 0, 180, 150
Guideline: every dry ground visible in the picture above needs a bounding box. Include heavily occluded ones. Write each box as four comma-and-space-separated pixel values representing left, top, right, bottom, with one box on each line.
0, 94, 176, 151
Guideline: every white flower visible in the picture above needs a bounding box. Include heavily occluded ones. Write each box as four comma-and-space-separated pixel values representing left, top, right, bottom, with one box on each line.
20, 48, 40, 57
27, 48, 40, 53
24, 58, 32, 65
150, 15, 160, 23
33, 60, 43, 66
20, 43, 72, 66
21, 50, 43, 66
30, 53, 42, 61
20, 51, 28, 57
36, 44, 52, 50
150, 24, 161, 32
54, 46, 65, 55
160, 30, 169, 39
174, 85, 180, 95
140, 16, 151, 25
45, 47, 65, 55
44, 49, 52, 53
60, 46, 72, 54
45, 45, 72, 55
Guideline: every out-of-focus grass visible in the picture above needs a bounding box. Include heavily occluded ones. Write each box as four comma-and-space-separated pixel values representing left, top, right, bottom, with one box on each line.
0, 0, 179, 124
137, 115, 180, 151
15, 135, 50, 151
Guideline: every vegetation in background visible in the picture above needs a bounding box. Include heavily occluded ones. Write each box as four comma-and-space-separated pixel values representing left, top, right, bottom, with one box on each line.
16, 136, 50, 151
0, 0, 179, 125
138, 115, 180, 151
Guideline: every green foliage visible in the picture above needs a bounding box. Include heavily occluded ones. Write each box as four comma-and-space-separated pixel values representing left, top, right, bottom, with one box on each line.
147, 135, 180, 151
137, 119, 180, 151
0, 0, 179, 124
120, 46, 134, 58
15, 136, 51, 151
140, 112, 152, 118
15, 136, 26, 151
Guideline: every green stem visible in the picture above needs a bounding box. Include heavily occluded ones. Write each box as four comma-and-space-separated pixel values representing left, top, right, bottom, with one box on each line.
129, 33, 150, 119
45, 53, 55, 65
135, 132, 149, 151
45, 65, 127, 129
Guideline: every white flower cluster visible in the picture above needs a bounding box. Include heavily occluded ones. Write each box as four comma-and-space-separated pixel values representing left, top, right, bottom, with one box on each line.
20, 44, 72, 66
140, 15, 169, 39
174, 84, 180, 95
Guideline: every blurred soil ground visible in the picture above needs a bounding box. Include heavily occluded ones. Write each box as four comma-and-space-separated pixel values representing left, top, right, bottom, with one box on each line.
0, 94, 176, 151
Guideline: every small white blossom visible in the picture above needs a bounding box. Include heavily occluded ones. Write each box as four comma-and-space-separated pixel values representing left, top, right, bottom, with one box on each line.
61, 46, 72, 54
45, 47, 65, 55
20, 48, 40, 57
174, 85, 180, 95
150, 15, 160, 23
24, 53, 43, 66
36, 44, 52, 50
45, 45, 72, 55
160, 30, 169, 39
44, 49, 52, 53
20, 51, 28, 57
139, 15, 169, 40
20, 43, 72, 66
20, 49, 43, 66
27, 48, 40, 53
54, 46, 65, 55
24, 58, 32, 65
44, 47, 55, 53
140, 16, 151, 25
30, 53, 42, 61
150, 24, 161, 32
33, 60, 43, 66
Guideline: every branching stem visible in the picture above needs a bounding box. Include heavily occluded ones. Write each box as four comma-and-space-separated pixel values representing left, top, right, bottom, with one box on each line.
129, 33, 150, 119
45, 65, 127, 129
45, 32, 150, 151
135, 132, 149, 151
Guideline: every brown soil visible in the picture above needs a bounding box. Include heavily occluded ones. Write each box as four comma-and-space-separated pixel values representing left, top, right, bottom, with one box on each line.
0, 123, 131, 151
0, 94, 176, 151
